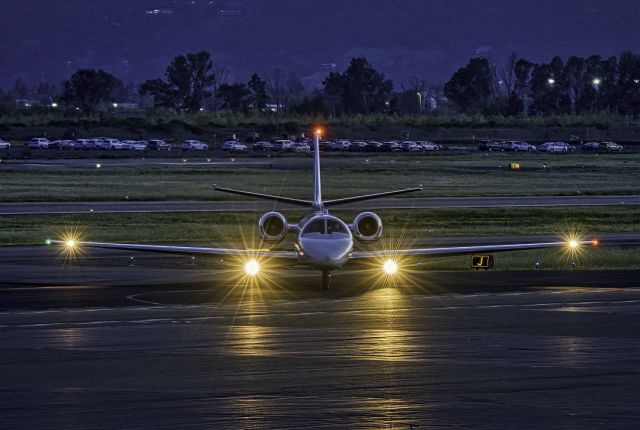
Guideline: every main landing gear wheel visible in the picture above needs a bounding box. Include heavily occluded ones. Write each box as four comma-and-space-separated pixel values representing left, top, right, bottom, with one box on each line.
322, 271, 331, 290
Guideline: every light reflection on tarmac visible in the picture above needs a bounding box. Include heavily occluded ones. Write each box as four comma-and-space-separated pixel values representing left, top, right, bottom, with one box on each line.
0, 250, 639, 428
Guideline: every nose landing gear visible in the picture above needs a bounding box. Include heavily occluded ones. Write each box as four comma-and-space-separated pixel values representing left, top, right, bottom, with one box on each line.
322, 270, 331, 290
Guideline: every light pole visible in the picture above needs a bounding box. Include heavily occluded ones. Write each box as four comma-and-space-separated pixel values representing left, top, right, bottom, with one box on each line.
416, 92, 422, 112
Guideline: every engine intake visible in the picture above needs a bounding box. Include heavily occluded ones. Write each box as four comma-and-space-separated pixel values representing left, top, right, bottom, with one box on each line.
353, 212, 383, 241
258, 212, 289, 243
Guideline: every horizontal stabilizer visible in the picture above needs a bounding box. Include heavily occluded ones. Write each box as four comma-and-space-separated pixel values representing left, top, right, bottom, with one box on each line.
324, 187, 423, 207
212, 185, 312, 207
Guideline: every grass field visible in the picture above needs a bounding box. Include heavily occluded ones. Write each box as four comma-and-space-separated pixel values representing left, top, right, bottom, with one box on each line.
1, 153, 639, 202
1, 153, 638, 270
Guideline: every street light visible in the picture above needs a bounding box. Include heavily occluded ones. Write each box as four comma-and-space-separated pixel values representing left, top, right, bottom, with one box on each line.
51, 102, 58, 108
547, 78, 555, 85
112, 103, 119, 108
592, 78, 601, 87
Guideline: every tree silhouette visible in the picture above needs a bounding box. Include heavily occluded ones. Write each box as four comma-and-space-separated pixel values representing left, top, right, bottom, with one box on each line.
60, 69, 116, 113
140, 51, 215, 112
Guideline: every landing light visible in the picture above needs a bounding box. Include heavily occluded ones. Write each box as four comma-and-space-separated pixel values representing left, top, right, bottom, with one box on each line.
244, 259, 260, 276
383, 259, 398, 275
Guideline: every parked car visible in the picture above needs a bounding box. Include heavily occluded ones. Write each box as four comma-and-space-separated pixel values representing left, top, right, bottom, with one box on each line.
501, 141, 536, 152
51, 139, 76, 150
95, 138, 122, 150
148, 139, 172, 151
600, 141, 623, 152
351, 141, 369, 152
420, 141, 441, 151
290, 142, 311, 153
81, 139, 102, 149
477, 140, 503, 152
73, 139, 92, 149
402, 141, 422, 152
181, 140, 208, 150
366, 141, 384, 152
538, 142, 570, 153
119, 140, 136, 150
253, 141, 274, 151
382, 141, 403, 152
222, 141, 247, 152
0, 138, 11, 149
272, 140, 295, 152
330, 140, 351, 151
131, 141, 148, 151
27, 138, 51, 149
582, 141, 601, 151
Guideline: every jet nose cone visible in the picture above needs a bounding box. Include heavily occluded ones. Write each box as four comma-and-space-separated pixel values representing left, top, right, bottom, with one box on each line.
300, 236, 352, 268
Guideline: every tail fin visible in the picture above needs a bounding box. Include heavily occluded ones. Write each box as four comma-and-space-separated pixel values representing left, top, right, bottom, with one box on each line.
313, 133, 323, 210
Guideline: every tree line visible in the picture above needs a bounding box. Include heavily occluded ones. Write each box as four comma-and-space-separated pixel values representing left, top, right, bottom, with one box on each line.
445, 52, 640, 117
1, 51, 638, 118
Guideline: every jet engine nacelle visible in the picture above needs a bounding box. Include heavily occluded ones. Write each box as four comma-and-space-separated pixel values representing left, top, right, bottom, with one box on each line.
258, 212, 289, 243
352, 212, 383, 242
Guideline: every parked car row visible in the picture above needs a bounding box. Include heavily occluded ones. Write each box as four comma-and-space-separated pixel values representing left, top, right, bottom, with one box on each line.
18, 138, 212, 151
581, 141, 623, 152
478, 140, 538, 152
478, 140, 623, 153
0, 136, 627, 155
249, 139, 444, 153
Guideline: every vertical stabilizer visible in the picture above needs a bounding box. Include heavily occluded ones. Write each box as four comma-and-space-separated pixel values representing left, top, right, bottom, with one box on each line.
313, 130, 323, 210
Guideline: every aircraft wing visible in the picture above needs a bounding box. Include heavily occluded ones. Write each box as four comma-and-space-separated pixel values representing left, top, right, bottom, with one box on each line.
350, 240, 594, 260
50, 240, 299, 262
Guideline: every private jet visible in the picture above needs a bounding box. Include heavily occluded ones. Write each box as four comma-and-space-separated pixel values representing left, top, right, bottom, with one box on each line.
51, 129, 594, 290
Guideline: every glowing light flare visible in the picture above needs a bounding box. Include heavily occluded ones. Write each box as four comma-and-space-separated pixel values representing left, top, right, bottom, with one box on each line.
383, 259, 398, 275
66, 239, 76, 249
569, 240, 579, 249
244, 259, 260, 276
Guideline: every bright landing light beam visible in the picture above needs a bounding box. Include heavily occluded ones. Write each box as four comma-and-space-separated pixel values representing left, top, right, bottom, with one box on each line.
244, 259, 261, 276
383, 259, 398, 275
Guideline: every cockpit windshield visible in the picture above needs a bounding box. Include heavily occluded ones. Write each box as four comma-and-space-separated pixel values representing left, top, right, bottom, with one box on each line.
302, 217, 349, 237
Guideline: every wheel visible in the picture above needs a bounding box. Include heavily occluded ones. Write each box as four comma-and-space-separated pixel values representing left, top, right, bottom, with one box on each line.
322, 271, 331, 290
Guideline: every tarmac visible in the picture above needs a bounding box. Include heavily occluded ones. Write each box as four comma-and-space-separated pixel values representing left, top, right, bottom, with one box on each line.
0, 238, 639, 428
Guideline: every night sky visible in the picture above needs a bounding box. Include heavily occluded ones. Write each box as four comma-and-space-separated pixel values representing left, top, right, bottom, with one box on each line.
2, 0, 638, 88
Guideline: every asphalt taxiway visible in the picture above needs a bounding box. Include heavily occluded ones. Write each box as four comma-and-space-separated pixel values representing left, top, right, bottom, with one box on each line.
0, 240, 639, 428
0, 194, 637, 215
